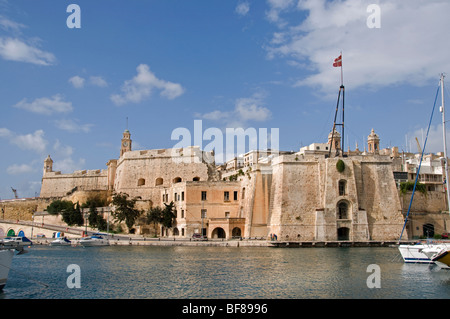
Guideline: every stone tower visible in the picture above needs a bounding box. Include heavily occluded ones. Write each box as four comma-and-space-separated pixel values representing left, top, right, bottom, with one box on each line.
120, 130, 132, 157
328, 129, 341, 154
43, 155, 53, 174
367, 129, 380, 154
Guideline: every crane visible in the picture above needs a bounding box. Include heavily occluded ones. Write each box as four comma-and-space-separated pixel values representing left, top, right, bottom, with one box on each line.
415, 137, 422, 154
11, 187, 18, 199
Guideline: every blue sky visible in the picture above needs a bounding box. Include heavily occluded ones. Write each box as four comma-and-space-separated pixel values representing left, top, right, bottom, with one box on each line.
0, 0, 450, 199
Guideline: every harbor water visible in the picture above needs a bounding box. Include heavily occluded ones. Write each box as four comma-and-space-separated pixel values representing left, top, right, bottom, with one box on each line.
1, 245, 450, 299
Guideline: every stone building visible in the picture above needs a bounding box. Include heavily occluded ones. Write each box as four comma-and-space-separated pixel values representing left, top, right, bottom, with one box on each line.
38, 127, 447, 241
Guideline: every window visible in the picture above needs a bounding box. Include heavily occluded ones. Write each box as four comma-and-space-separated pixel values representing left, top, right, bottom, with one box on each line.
193, 177, 200, 181
339, 180, 347, 196
181, 210, 184, 218
224, 191, 230, 201
138, 178, 145, 186
181, 191, 184, 201
201, 191, 207, 201
234, 191, 238, 201
242, 188, 245, 199
201, 209, 207, 219
225, 212, 230, 218
173, 177, 182, 183
338, 201, 348, 219
174, 193, 177, 201
155, 178, 163, 186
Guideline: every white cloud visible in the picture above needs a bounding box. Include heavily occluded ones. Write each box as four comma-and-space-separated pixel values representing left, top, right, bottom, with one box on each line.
0, 37, 55, 65
14, 94, 73, 115
0, 128, 48, 153
197, 92, 271, 127
90, 76, 108, 87
12, 129, 48, 153
54, 119, 93, 133
265, 0, 295, 26
236, 2, 250, 16
7, 163, 34, 175
110, 64, 185, 105
266, 0, 450, 95
0, 15, 26, 32
53, 157, 86, 174
51, 140, 86, 173
69, 75, 85, 88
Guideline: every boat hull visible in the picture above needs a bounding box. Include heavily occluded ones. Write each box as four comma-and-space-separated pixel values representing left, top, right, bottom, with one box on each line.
398, 244, 433, 263
432, 250, 450, 269
0, 249, 14, 290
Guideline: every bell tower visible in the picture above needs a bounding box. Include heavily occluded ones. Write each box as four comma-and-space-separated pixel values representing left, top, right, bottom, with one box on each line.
44, 155, 53, 174
120, 129, 132, 157
367, 129, 380, 154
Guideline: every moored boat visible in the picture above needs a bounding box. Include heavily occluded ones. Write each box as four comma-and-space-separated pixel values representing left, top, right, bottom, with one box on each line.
0, 236, 33, 248
0, 249, 14, 291
50, 237, 72, 246
430, 249, 450, 269
77, 234, 109, 247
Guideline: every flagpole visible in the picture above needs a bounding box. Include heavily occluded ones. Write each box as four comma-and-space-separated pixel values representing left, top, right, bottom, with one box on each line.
340, 51, 344, 87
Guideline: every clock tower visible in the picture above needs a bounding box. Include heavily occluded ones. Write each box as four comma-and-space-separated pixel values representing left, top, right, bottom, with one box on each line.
120, 129, 132, 157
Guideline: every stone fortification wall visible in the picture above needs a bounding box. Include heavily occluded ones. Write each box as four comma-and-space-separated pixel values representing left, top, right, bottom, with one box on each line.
0, 198, 53, 221
358, 157, 404, 240
40, 169, 108, 198
269, 154, 322, 241
268, 154, 405, 241
113, 148, 212, 201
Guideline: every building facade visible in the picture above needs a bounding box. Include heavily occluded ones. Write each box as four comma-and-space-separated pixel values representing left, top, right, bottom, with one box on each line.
38, 128, 449, 241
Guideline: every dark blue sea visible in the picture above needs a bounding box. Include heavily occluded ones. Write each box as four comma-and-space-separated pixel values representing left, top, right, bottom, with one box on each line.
1, 245, 450, 300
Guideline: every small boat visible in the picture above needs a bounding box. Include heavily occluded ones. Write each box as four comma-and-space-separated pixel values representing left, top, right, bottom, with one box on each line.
77, 234, 109, 247
0, 249, 14, 291
429, 249, 450, 269
50, 237, 72, 246
0, 236, 33, 248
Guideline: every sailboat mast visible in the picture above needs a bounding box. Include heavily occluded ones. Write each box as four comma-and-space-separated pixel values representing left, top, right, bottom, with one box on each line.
441, 73, 450, 215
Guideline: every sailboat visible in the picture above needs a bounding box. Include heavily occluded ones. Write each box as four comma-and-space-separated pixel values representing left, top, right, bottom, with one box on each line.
398, 74, 450, 267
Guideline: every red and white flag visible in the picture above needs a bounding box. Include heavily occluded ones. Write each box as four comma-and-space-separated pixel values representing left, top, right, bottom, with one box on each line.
333, 55, 342, 67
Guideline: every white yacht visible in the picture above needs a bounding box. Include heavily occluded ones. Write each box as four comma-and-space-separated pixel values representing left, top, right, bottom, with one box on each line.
398, 242, 450, 264
50, 237, 72, 246
77, 234, 109, 247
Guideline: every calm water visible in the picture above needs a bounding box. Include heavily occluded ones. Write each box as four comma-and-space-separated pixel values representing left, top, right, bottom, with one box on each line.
1, 245, 450, 299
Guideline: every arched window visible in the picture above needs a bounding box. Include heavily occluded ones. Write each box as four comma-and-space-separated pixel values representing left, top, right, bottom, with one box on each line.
173, 177, 182, 183
338, 180, 347, 196
155, 178, 163, 186
193, 177, 200, 181
337, 201, 348, 219
138, 178, 146, 186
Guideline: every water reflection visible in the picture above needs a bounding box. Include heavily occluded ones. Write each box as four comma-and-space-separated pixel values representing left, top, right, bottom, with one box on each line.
2, 246, 450, 299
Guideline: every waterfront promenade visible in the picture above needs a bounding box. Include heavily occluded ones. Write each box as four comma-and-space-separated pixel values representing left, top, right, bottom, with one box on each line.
1, 219, 413, 248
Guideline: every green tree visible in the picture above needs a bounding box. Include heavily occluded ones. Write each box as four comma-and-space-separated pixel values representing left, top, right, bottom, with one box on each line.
399, 181, 427, 195
146, 206, 163, 235
111, 193, 142, 233
82, 195, 108, 231
46, 200, 84, 226
161, 201, 177, 229
46, 200, 74, 215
